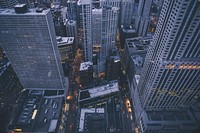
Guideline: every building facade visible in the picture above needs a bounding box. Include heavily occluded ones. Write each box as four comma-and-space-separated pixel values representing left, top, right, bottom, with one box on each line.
78, 0, 93, 62
131, 1, 200, 132
92, 8, 102, 48
137, 0, 200, 111
65, 19, 78, 48
57, 36, 75, 63
0, 0, 18, 8
99, 0, 120, 72
120, 0, 134, 26
63, 0, 78, 21
79, 61, 93, 87
135, 0, 164, 36
0, 6, 66, 92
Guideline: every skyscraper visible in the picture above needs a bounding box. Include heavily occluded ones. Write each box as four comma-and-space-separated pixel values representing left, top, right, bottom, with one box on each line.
135, 0, 164, 36
120, 0, 134, 26
135, 0, 153, 36
64, 0, 78, 21
0, 5, 66, 93
92, 8, 102, 48
137, 0, 200, 111
130, 1, 200, 132
65, 19, 78, 48
0, 0, 18, 8
78, 0, 93, 62
99, 0, 120, 72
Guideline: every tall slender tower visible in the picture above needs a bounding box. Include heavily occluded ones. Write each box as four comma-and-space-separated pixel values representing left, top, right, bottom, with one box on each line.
92, 8, 102, 48
135, 0, 153, 36
137, 0, 200, 111
78, 0, 93, 62
99, 0, 120, 72
120, 0, 134, 26
0, 5, 66, 93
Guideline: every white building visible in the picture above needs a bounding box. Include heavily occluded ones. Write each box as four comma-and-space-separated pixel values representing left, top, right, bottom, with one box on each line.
99, 0, 120, 72
78, 0, 93, 62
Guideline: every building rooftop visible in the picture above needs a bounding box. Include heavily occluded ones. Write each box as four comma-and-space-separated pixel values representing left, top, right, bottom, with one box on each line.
121, 25, 136, 33
79, 108, 105, 132
56, 36, 74, 47
92, 8, 102, 13
80, 61, 93, 71
135, 75, 140, 85
0, 8, 50, 15
15, 4, 26, 8
65, 19, 77, 25
78, 0, 91, 5
79, 81, 119, 101
131, 54, 146, 75
125, 37, 152, 55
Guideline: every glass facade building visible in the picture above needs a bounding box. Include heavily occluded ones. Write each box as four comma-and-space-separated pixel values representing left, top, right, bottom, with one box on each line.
0, 8, 66, 91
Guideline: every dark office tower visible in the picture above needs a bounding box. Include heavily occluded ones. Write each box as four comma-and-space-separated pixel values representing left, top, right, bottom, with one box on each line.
0, 0, 18, 8
120, 0, 134, 26
138, 0, 200, 111
78, 0, 93, 62
65, 19, 78, 48
0, 5, 67, 93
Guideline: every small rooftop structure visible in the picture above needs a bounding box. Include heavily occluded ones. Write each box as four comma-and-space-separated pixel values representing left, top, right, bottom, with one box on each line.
135, 75, 140, 85
121, 25, 136, 33
56, 36, 74, 47
79, 81, 119, 103
80, 61, 93, 71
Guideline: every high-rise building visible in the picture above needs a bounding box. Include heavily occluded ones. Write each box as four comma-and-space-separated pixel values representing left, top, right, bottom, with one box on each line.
0, 0, 18, 8
0, 5, 66, 93
135, 0, 164, 36
138, 0, 200, 111
78, 0, 93, 62
63, 0, 78, 20
135, 0, 153, 36
92, 8, 102, 48
99, 0, 120, 72
131, 1, 200, 132
65, 19, 78, 48
120, 0, 134, 26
